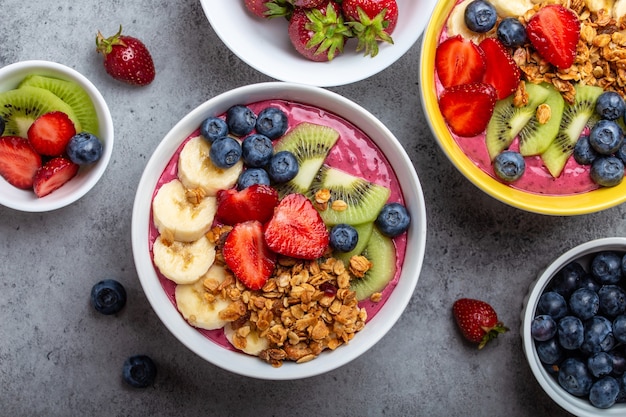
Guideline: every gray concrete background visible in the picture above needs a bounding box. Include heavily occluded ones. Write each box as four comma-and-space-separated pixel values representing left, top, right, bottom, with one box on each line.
1, 1, 623, 416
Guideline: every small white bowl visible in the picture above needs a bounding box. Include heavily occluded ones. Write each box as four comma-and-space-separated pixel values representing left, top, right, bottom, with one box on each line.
200, 0, 437, 87
0, 60, 114, 212
521, 237, 626, 416
131, 82, 427, 379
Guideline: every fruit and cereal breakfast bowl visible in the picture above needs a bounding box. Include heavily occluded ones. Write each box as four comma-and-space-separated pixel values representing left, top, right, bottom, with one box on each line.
420, 0, 626, 215
521, 238, 626, 415
131, 82, 427, 379
0, 60, 113, 212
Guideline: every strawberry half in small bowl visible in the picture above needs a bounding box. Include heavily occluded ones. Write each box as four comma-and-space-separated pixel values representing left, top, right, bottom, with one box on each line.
0, 60, 114, 212
131, 82, 427, 380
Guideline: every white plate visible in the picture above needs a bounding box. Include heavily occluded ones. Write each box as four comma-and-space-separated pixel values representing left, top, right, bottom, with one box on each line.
200, 0, 436, 87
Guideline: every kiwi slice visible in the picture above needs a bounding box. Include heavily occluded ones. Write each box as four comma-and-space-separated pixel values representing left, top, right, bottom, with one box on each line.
309, 165, 391, 226
541, 83, 604, 178
333, 222, 374, 266
485, 83, 552, 160
19, 74, 99, 135
0, 86, 81, 137
518, 84, 564, 156
350, 227, 396, 301
273, 122, 340, 197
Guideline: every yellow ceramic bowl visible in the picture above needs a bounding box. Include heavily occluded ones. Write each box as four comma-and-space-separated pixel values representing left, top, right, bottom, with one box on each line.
419, 0, 626, 215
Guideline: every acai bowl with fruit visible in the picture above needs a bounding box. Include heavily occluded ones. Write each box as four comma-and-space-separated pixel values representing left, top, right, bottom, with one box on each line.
131, 82, 427, 380
420, 0, 626, 215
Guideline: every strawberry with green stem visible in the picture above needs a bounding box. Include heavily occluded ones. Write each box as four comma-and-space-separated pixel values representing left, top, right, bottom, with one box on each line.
245, 0, 294, 19
342, 0, 398, 57
453, 298, 509, 349
96, 26, 155, 86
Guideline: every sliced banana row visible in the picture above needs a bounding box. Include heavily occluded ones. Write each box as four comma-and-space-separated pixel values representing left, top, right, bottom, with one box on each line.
152, 235, 215, 284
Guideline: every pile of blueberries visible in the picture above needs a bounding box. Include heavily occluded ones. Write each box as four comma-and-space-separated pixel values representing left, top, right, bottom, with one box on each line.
531, 250, 626, 409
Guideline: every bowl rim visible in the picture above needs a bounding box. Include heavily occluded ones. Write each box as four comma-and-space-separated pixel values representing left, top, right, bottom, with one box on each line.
131, 81, 427, 380
419, 0, 626, 216
0, 60, 114, 212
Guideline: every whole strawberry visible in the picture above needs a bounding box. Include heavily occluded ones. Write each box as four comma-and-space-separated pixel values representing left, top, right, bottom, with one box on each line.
244, 0, 293, 19
342, 0, 398, 57
96, 26, 155, 86
452, 298, 508, 349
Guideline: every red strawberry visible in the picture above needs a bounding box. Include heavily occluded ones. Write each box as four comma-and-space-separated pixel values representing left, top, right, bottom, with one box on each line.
216, 184, 279, 225
27, 111, 76, 156
525, 4, 580, 69
263, 193, 329, 259
293, 0, 327, 6
435, 35, 486, 89
33, 157, 79, 198
96, 26, 155, 86
223, 220, 277, 290
342, 0, 398, 57
452, 298, 509, 349
0, 136, 42, 189
438, 82, 497, 137
479, 38, 521, 100
244, 0, 293, 18
287, 1, 352, 62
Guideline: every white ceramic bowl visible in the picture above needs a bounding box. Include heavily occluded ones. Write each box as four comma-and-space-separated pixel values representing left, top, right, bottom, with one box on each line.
131, 82, 427, 379
0, 60, 114, 212
200, 0, 437, 87
521, 237, 626, 416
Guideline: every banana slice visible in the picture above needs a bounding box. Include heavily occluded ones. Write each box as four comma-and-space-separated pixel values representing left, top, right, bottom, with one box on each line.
223, 322, 270, 356
490, 0, 534, 17
177, 136, 243, 196
613, 0, 625, 17
152, 235, 215, 284
586, 0, 614, 13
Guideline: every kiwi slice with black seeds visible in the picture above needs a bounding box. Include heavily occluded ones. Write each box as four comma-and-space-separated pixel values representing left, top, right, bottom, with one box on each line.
19, 74, 99, 135
333, 222, 374, 266
350, 227, 396, 301
518, 84, 564, 156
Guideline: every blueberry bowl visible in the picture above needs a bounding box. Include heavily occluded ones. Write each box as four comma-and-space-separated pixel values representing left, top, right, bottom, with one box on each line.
521, 237, 626, 415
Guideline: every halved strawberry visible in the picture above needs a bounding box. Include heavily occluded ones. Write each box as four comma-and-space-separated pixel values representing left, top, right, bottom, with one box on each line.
479, 38, 521, 100
526, 4, 580, 69
222, 220, 277, 290
216, 184, 279, 225
263, 193, 329, 260
33, 157, 79, 198
0, 136, 42, 189
435, 35, 486, 89
27, 111, 77, 156
439, 82, 497, 137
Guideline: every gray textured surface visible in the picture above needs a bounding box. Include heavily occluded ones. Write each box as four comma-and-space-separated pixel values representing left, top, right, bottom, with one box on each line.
1, 1, 623, 416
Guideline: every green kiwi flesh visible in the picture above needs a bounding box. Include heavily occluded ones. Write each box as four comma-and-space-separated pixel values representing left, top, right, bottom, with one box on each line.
19, 74, 99, 135
485, 83, 551, 160
518, 84, 564, 156
308, 165, 391, 226
333, 222, 374, 266
0, 86, 81, 137
350, 227, 396, 301
273, 122, 340, 197
541, 83, 604, 177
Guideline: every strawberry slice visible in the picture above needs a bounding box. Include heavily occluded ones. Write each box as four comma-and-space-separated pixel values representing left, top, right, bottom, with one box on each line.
27, 111, 77, 156
33, 157, 79, 198
479, 37, 521, 100
263, 193, 329, 260
216, 184, 279, 225
0, 136, 42, 189
439, 82, 497, 137
222, 220, 277, 290
435, 35, 486, 89
526, 4, 580, 69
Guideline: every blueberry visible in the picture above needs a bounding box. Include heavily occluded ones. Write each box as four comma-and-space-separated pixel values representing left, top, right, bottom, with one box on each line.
617, 142, 626, 165
598, 285, 626, 318
268, 150, 299, 183
226, 105, 257, 136
617, 373, 626, 403
623, 253, 626, 277
122, 355, 157, 388
581, 316, 615, 355
531, 314, 557, 341
537, 291, 568, 320
329, 224, 359, 252
611, 349, 626, 376
573, 135, 599, 165
558, 316, 584, 350
578, 273, 601, 293
375, 202, 411, 238
237, 168, 270, 190
558, 357, 593, 397
589, 120, 624, 155
614, 315, 626, 344
590, 156, 624, 187
591, 251, 623, 285
464, 0, 497, 33
493, 151, 525, 182
200, 116, 228, 143
596, 91, 626, 121
552, 262, 586, 298
589, 376, 620, 409
209, 137, 242, 169
255, 107, 288, 140
536, 337, 563, 365
66, 132, 103, 165
569, 288, 599, 320
588, 352, 614, 378
242, 134, 273, 167
91, 279, 127, 315
496, 17, 527, 48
